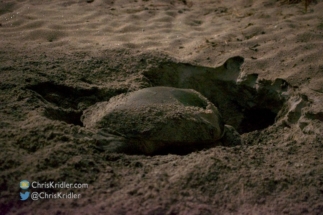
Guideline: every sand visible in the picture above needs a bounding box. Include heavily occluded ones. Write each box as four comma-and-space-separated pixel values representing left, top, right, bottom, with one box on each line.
1, 0, 323, 214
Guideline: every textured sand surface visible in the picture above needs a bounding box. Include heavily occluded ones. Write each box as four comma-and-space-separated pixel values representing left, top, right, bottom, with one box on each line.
1, 0, 323, 214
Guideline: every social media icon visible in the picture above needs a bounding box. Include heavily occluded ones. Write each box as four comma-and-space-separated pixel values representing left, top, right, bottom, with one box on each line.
20, 180, 30, 190
20, 191, 30, 201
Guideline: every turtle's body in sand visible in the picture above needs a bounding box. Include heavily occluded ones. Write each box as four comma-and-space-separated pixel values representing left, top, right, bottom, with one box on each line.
81, 87, 241, 154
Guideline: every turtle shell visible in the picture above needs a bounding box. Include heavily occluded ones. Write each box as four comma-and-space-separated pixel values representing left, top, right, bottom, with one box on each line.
81, 87, 225, 154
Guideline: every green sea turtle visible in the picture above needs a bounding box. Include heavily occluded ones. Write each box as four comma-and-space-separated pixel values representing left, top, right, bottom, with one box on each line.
81, 87, 241, 154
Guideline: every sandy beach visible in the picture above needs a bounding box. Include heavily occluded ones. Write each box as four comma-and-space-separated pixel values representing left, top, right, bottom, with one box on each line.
1, 0, 323, 214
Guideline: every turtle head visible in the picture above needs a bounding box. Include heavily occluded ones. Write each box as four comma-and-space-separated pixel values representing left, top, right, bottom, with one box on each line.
221, 125, 242, 146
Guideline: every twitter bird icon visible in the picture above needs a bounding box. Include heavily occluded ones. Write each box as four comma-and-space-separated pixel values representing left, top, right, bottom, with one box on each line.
20, 191, 30, 201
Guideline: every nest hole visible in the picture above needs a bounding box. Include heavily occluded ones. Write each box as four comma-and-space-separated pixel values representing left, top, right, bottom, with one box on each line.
238, 108, 277, 133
